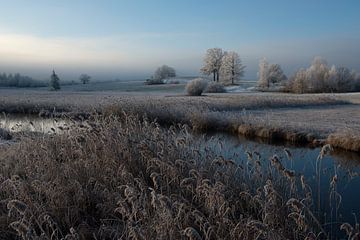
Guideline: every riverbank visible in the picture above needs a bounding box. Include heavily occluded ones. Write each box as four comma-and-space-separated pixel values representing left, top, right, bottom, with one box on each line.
0, 89, 359, 152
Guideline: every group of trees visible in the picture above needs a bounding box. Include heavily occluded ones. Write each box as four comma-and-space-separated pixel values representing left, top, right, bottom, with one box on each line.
201, 48, 245, 85
0, 73, 47, 88
257, 56, 360, 93
286, 57, 360, 93
49, 71, 92, 91
257, 58, 287, 89
257, 57, 360, 93
0, 70, 92, 91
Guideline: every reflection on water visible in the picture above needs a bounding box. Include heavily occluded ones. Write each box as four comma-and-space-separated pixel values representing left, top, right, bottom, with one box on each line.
0, 114, 70, 134
204, 133, 360, 239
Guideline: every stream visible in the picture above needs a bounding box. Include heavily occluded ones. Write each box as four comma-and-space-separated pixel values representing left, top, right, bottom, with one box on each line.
204, 133, 360, 238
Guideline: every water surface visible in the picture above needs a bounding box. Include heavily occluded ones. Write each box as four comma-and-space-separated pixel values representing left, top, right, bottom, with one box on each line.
204, 133, 360, 238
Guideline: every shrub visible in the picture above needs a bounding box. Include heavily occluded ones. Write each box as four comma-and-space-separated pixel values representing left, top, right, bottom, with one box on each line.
185, 78, 208, 96
205, 82, 226, 93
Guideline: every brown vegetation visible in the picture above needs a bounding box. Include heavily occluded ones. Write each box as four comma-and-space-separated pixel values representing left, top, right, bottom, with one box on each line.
185, 78, 208, 96
0, 114, 333, 239
327, 129, 360, 152
237, 124, 317, 145
205, 82, 226, 93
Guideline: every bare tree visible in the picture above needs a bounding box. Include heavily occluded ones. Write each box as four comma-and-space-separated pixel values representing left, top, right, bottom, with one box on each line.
268, 64, 287, 86
335, 67, 355, 92
79, 74, 91, 84
307, 56, 329, 92
290, 68, 308, 93
201, 48, 224, 82
257, 58, 269, 89
220, 51, 245, 85
258, 58, 287, 89
154, 65, 176, 81
326, 65, 338, 92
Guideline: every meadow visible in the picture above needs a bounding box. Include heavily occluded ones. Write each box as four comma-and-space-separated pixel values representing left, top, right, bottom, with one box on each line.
0, 82, 360, 239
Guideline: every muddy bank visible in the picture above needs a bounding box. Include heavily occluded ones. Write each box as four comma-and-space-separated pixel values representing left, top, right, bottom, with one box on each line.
236, 123, 360, 152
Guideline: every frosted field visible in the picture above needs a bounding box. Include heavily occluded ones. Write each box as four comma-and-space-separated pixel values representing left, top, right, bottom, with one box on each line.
0, 83, 359, 145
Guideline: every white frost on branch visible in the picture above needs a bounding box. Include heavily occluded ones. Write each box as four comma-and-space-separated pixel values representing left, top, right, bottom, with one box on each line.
201, 48, 225, 82
220, 51, 245, 85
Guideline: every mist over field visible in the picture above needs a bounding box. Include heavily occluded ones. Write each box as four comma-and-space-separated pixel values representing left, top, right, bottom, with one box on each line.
1, 0, 360, 81
1, 33, 359, 81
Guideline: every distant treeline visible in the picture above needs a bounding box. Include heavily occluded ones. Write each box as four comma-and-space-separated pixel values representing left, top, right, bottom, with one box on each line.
0, 73, 47, 88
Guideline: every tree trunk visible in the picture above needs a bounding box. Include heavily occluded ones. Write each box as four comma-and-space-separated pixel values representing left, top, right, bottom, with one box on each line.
213, 71, 216, 82
232, 70, 235, 85
216, 71, 219, 82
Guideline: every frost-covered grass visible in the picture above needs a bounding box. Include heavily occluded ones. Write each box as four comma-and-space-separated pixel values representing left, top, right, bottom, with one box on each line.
0, 88, 359, 151
0, 114, 347, 239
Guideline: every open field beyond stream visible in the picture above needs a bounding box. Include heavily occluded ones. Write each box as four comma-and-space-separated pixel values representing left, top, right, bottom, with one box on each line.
1, 88, 359, 152
0, 87, 360, 239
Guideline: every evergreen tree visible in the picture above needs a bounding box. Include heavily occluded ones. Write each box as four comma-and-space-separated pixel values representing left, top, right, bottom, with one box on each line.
50, 70, 61, 90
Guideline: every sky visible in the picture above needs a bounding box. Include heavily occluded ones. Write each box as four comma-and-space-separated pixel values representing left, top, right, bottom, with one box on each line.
0, 0, 359, 80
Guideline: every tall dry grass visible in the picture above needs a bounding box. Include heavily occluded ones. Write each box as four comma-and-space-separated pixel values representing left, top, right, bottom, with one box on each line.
0, 114, 334, 239
327, 129, 360, 152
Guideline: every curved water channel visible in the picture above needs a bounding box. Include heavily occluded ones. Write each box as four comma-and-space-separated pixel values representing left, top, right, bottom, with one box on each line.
204, 133, 360, 238
1, 115, 360, 238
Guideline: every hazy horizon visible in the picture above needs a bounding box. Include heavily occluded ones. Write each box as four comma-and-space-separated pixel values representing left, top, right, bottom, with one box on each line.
0, 0, 359, 81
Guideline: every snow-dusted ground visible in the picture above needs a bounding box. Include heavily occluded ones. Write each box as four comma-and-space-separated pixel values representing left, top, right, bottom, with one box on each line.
163, 77, 196, 84
0, 86, 359, 140
225, 85, 255, 93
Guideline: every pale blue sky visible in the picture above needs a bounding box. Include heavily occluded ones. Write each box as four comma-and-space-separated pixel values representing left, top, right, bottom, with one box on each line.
0, 0, 359, 80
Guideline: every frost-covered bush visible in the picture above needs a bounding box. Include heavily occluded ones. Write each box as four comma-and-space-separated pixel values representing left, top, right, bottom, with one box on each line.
205, 82, 226, 93
186, 78, 208, 96
287, 57, 358, 93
